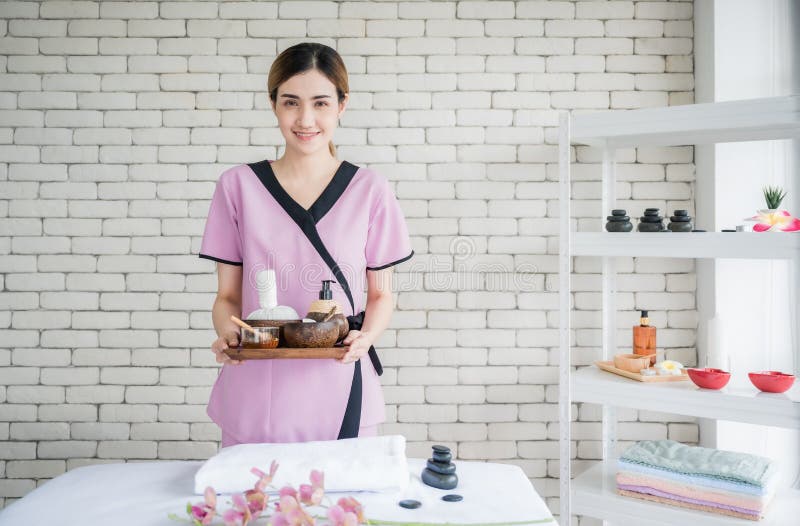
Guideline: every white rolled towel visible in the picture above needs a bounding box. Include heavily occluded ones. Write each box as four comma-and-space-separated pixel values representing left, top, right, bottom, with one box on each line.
194, 435, 409, 495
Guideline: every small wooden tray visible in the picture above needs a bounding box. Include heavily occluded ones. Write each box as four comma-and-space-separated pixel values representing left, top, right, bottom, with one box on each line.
224, 346, 347, 360
594, 360, 690, 382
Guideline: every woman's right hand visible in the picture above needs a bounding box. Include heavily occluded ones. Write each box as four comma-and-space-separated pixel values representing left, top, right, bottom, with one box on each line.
211, 330, 242, 366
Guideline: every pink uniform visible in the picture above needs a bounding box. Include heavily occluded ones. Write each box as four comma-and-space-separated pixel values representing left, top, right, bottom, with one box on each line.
199, 161, 412, 444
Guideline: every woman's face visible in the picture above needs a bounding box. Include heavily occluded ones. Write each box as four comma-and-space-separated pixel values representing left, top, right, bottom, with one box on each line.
272, 69, 348, 156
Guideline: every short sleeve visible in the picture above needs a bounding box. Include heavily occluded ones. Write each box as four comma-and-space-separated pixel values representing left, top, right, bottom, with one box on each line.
199, 176, 243, 266
365, 181, 413, 270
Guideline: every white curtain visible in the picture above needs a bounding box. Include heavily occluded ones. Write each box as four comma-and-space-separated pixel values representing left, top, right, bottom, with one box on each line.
699, 0, 799, 489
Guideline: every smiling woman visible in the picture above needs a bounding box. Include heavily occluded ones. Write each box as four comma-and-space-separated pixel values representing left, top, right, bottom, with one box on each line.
269, 42, 349, 158
198, 43, 414, 449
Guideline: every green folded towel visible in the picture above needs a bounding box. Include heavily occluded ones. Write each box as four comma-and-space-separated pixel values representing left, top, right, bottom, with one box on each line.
621, 440, 776, 488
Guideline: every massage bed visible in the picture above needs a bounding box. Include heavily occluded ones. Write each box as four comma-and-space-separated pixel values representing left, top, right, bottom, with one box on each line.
0, 455, 556, 525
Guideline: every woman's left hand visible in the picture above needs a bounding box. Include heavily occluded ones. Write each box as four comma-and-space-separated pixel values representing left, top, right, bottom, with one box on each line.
339, 330, 372, 364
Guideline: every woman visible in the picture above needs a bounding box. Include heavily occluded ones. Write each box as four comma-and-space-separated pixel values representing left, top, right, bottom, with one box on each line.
199, 43, 413, 447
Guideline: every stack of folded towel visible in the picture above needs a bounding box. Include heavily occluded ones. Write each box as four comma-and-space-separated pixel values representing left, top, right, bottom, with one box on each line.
616, 440, 777, 521
195, 435, 409, 495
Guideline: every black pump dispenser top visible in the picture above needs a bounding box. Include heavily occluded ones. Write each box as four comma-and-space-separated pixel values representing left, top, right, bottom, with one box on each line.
319, 280, 335, 300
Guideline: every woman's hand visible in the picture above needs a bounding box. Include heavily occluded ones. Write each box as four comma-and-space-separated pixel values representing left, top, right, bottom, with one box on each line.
339, 330, 372, 365
211, 330, 242, 366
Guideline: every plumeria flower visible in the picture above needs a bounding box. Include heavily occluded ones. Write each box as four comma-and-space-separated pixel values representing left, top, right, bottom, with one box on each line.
655, 360, 684, 376
746, 209, 800, 232
335, 497, 364, 524
188, 486, 217, 526
222, 493, 252, 526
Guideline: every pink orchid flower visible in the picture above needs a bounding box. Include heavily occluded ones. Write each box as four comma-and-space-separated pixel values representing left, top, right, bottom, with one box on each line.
746, 209, 800, 232
327, 504, 359, 526
336, 497, 364, 524
272, 495, 315, 526
299, 469, 325, 506
222, 493, 252, 526
310, 470, 324, 489
298, 484, 324, 506
278, 485, 298, 500
243, 488, 267, 519
189, 486, 217, 526
251, 460, 279, 492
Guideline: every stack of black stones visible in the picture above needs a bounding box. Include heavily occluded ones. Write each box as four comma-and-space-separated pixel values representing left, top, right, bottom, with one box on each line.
605, 209, 633, 232
421, 444, 458, 490
637, 208, 665, 232
667, 209, 693, 232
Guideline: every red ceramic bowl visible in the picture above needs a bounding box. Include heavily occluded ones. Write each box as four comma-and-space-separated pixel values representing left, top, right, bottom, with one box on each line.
686, 368, 731, 390
748, 371, 796, 393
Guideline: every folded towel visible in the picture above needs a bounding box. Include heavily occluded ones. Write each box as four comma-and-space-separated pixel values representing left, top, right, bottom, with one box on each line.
618, 489, 761, 521
194, 435, 409, 495
616, 471, 771, 512
618, 459, 772, 496
616, 484, 760, 518
621, 440, 776, 487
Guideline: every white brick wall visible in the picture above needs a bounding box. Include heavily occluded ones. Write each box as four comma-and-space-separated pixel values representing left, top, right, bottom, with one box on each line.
0, 0, 696, 516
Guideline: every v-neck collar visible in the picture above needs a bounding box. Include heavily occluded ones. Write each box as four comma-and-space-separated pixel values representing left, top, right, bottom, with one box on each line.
250, 159, 358, 225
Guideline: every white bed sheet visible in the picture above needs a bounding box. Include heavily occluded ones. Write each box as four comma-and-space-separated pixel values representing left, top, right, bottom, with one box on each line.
0, 458, 556, 525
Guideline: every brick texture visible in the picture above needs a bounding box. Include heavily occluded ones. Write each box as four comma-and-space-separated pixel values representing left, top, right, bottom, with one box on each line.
0, 0, 695, 516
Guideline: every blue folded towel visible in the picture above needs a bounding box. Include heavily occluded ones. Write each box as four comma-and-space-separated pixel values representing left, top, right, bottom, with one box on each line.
617, 459, 771, 496
620, 440, 776, 488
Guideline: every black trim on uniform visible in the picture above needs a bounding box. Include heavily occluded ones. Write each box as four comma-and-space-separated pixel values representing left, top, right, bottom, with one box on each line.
366, 250, 414, 271
338, 360, 362, 440
346, 311, 381, 376
307, 162, 355, 223
199, 253, 243, 266
250, 159, 356, 225
248, 159, 382, 440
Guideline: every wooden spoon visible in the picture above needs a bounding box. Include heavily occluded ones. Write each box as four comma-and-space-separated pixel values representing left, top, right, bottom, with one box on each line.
230, 315, 257, 334
322, 306, 338, 322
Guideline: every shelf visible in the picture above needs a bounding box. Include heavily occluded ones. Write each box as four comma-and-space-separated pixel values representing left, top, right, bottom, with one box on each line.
572, 366, 800, 430
573, 463, 800, 526
571, 232, 800, 259
571, 95, 800, 148
560, 95, 800, 526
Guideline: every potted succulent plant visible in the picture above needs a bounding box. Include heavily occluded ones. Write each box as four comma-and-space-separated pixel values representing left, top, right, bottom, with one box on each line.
763, 185, 787, 210
745, 185, 800, 232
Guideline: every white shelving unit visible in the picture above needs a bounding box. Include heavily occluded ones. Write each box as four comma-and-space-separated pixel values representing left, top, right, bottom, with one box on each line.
572, 232, 800, 260
558, 96, 800, 526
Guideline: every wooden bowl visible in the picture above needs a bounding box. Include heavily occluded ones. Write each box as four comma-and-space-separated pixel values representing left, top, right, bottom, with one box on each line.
282, 320, 339, 348
247, 319, 301, 347
306, 312, 349, 341
613, 353, 652, 373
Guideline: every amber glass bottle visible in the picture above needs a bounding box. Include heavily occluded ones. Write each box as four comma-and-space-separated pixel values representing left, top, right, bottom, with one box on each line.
633, 310, 657, 365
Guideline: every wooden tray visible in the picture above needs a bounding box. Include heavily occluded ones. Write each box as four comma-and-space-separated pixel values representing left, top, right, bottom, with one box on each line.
224, 346, 347, 360
594, 360, 690, 382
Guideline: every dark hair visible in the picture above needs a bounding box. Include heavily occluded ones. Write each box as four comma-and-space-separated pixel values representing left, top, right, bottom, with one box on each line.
268, 43, 348, 156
